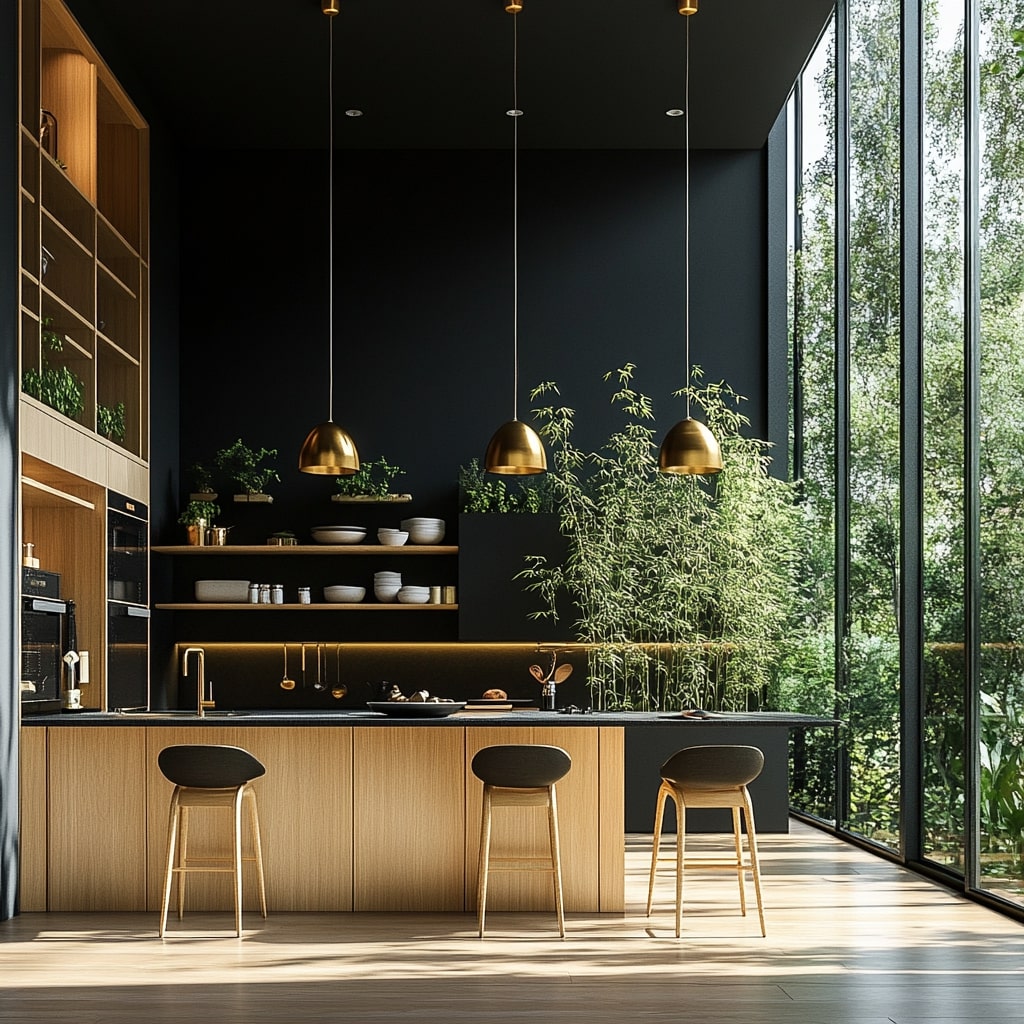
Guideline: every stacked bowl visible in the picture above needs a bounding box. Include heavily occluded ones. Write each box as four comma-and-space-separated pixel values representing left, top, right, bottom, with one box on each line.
374, 571, 402, 603
324, 585, 366, 604
400, 517, 446, 544
377, 528, 409, 546
396, 585, 430, 604
311, 525, 366, 545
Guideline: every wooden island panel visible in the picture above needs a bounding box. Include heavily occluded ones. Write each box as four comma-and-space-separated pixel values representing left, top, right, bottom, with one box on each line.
352, 727, 466, 911
18, 726, 48, 912
48, 727, 148, 911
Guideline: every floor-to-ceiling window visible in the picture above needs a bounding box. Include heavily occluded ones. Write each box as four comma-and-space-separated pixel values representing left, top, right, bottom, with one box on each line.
784, 0, 1024, 914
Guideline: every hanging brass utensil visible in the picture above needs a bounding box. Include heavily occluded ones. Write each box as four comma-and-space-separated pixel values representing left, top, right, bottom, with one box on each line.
314, 643, 326, 690
280, 644, 295, 690
331, 643, 347, 699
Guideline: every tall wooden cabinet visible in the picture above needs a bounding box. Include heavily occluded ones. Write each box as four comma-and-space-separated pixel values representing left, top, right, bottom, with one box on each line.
16, 0, 150, 714
19, 0, 149, 465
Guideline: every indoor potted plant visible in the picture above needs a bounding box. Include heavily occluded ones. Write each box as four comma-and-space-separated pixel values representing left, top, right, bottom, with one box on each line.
333, 456, 410, 503
177, 498, 221, 546
187, 461, 218, 501
21, 318, 86, 424
214, 439, 280, 503
97, 401, 126, 444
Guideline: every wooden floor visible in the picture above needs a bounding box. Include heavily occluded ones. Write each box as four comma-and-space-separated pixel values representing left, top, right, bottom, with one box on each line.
2, 820, 1023, 1024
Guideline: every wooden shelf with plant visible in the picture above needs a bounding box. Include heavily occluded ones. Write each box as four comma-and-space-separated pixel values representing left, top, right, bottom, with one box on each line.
331, 456, 411, 503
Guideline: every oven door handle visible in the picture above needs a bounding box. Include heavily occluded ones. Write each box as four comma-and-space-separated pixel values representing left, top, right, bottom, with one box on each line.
27, 597, 67, 614
125, 605, 151, 619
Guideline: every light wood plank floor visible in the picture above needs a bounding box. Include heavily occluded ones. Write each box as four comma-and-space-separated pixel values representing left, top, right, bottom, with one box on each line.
2, 821, 1023, 1024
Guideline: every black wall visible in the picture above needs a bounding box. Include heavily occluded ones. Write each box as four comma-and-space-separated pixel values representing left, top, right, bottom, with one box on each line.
172, 146, 768, 545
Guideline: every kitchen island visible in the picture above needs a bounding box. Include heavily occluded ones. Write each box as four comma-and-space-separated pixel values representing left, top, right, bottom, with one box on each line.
18, 710, 832, 916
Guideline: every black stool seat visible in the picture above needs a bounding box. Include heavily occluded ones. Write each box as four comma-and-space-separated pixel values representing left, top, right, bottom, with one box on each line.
158, 744, 266, 789
157, 744, 268, 938
471, 744, 571, 788
471, 744, 571, 938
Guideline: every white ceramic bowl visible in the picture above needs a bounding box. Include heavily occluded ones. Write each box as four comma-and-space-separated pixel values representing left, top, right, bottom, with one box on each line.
408, 526, 445, 544
377, 529, 409, 546
374, 589, 402, 604
396, 585, 430, 604
373, 571, 402, 581
195, 580, 251, 603
311, 525, 366, 545
400, 517, 444, 527
323, 585, 366, 603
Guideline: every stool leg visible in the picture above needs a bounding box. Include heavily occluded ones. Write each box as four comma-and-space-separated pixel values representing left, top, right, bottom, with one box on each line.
675, 795, 686, 939
732, 805, 747, 917
159, 788, 181, 938
476, 786, 493, 938
247, 788, 268, 919
547, 784, 565, 939
177, 806, 191, 921
232, 786, 245, 937
646, 783, 668, 916
741, 787, 766, 937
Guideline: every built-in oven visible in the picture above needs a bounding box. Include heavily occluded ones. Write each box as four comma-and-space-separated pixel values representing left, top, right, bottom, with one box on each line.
107, 491, 150, 710
21, 568, 66, 714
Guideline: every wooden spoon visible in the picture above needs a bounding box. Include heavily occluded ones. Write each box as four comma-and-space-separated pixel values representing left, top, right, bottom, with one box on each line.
553, 664, 573, 684
280, 644, 295, 690
528, 664, 547, 683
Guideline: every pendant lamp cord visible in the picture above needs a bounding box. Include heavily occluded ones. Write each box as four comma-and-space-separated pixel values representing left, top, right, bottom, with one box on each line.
511, 12, 520, 423
684, 13, 691, 420
328, 10, 336, 424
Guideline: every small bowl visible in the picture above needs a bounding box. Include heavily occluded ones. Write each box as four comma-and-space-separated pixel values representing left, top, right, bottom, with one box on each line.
374, 585, 402, 603
312, 525, 367, 545
396, 586, 430, 604
377, 530, 409, 546
324, 585, 366, 603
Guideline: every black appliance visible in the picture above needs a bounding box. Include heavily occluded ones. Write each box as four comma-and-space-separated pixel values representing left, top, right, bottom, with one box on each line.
107, 491, 150, 710
21, 568, 66, 714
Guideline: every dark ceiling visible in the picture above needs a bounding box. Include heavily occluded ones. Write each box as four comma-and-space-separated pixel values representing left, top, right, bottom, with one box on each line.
75, 0, 833, 151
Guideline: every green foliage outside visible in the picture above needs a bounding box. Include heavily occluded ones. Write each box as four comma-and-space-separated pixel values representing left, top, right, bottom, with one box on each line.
518, 365, 803, 713
782, 0, 1024, 895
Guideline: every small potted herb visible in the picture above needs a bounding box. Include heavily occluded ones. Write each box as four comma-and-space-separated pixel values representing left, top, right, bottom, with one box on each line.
22, 318, 86, 423
188, 461, 217, 501
214, 439, 280, 503
333, 456, 410, 503
177, 499, 221, 546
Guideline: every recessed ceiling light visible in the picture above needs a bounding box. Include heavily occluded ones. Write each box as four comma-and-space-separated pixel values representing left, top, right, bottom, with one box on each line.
345, 109, 363, 117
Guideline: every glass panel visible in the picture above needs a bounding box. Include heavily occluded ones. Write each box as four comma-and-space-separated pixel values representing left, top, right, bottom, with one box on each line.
843, 0, 902, 848
779, 22, 839, 822
921, 0, 966, 876
977, 0, 1024, 906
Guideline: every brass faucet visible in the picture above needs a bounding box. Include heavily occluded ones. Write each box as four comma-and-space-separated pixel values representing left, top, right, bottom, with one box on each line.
183, 647, 215, 717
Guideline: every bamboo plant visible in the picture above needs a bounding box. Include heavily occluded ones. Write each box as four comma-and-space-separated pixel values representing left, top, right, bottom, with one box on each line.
519, 364, 804, 712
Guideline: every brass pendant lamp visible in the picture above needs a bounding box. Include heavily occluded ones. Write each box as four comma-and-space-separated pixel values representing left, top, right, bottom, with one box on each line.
484, 0, 547, 476
658, 0, 722, 476
299, 0, 360, 476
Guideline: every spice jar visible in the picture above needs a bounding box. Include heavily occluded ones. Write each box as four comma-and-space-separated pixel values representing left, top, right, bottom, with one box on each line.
271, 584, 284, 604
298, 586, 311, 605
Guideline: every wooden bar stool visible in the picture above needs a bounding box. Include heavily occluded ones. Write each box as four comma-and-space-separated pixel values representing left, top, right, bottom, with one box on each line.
646, 744, 766, 937
471, 744, 572, 938
158, 744, 268, 937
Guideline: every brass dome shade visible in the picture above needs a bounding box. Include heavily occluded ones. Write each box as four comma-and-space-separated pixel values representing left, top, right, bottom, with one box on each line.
658, 416, 722, 475
298, 420, 360, 475
484, 419, 547, 475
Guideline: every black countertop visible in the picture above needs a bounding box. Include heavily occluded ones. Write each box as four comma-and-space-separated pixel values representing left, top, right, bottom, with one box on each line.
22, 709, 838, 728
